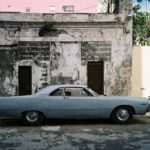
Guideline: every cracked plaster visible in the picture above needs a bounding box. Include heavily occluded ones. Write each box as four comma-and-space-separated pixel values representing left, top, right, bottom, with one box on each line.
0, 0, 132, 96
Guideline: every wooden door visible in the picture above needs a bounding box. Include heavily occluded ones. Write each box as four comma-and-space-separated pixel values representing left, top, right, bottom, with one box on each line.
88, 61, 104, 94
18, 66, 32, 95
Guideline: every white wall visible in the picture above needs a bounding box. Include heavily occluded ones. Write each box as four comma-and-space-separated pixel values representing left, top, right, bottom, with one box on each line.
132, 46, 150, 98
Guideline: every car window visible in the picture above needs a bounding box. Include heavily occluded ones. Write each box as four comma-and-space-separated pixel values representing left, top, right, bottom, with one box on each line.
82, 88, 93, 96
88, 88, 99, 96
65, 87, 93, 97
49, 88, 64, 96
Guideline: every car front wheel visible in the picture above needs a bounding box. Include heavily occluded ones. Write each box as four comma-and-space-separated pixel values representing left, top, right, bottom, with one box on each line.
111, 107, 133, 124
22, 111, 44, 126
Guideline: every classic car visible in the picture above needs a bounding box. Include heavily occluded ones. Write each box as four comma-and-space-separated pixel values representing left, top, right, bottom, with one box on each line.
0, 85, 150, 125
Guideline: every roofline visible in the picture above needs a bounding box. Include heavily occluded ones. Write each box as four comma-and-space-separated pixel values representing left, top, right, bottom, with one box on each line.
0, 12, 125, 23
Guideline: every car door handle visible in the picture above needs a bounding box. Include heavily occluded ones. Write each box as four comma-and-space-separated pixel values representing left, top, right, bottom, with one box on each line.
64, 96, 69, 100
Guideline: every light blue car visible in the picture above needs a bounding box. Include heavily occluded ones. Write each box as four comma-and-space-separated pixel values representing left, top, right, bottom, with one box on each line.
0, 85, 150, 125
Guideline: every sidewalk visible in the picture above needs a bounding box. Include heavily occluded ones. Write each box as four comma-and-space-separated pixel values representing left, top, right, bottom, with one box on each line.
145, 112, 150, 116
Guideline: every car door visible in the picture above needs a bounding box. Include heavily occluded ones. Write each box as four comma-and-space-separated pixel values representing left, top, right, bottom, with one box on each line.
61, 87, 100, 118
43, 88, 66, 118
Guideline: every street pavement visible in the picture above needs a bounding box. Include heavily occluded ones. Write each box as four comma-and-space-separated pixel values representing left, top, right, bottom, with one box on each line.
0, 115, 150, 150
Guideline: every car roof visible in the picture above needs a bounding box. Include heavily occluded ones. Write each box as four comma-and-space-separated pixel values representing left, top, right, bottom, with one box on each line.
36, 84, 87, 95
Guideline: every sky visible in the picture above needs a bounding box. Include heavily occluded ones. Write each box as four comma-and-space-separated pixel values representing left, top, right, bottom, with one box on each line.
0, 0, 149, 13
133, 0, 150, 12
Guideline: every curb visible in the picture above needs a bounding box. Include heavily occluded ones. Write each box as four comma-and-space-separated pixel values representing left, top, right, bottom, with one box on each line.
145, 112, 150, 116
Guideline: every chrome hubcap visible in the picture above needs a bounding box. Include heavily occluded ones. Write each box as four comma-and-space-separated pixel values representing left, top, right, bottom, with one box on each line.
26, 111, 38, 123
117, 109, 129, 121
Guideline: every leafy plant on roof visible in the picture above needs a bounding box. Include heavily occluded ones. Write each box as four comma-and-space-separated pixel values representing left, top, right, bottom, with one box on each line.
38, 22, 57, 37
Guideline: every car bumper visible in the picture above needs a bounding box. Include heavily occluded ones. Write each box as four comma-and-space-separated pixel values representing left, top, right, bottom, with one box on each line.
146, 100, 150, 112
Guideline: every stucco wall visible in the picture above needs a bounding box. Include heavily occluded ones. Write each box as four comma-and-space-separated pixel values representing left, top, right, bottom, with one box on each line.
0, 1, 132, 96
132, 46, 150, 98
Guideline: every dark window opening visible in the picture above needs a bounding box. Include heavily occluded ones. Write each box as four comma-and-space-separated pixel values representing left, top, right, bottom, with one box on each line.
62, 5, 74, 13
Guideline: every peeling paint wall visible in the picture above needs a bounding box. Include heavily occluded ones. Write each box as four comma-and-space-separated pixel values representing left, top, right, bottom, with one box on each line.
0, 46, 16, 95
0, 0, 132, 96
49, 42, 86, 85
15, 42, 50, 94
0, 42, 50, 95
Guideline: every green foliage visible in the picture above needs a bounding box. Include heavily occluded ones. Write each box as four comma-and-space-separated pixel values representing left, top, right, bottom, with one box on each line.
133, 12, 150, 46
38, 22, 57, 37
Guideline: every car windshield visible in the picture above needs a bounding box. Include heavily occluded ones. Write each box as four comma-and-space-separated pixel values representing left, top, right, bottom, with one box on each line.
87, 88, 99, 96
35, 86, 54, 95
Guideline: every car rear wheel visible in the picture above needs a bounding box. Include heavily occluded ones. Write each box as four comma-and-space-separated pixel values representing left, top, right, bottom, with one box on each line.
22, 111, 44, 126
111, 107, 133, 124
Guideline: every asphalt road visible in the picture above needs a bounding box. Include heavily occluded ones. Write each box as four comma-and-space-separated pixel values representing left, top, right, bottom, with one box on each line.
0, 116, 150, 150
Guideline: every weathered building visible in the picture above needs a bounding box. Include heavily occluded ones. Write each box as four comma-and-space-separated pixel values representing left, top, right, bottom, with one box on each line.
0, 0, 132, 96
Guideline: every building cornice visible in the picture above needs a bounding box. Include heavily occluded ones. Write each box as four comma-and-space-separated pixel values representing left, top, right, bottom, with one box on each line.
0, 12, 125, 24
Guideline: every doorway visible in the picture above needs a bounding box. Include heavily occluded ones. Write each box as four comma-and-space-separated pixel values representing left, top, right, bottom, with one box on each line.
87, 61, 104, 94
18, 66, 32, 95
